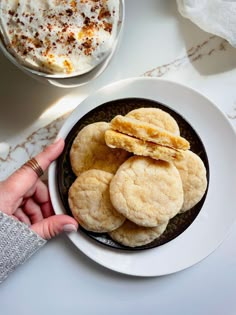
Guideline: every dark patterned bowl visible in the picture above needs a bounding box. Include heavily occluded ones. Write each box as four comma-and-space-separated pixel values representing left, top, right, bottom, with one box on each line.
57, 97, 209, 250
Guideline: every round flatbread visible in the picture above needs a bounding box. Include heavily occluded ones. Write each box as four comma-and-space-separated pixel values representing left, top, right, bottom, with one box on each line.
109, 156, 184, 227
70, 122, 129, 176
68, 169, 125, 233
126, 107, 180, 135
174, 150, 207, 212
109, 220, 168, 247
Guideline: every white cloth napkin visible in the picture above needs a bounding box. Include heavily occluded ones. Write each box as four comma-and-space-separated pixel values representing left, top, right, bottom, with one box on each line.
176, 0, 236, 47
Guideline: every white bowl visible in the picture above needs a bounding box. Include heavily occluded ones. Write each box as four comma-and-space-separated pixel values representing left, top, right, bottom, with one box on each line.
0, 0, 124, 88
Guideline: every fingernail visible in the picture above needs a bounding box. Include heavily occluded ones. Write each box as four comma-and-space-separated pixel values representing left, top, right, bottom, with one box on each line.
63, 224, 78, 232
53, 137, 62, 144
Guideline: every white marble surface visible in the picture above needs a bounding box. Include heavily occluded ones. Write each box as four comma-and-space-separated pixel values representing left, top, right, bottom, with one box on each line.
0, 1, 236, 314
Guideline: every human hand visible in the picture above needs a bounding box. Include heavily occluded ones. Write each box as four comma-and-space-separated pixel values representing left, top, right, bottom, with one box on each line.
0, 138, 78, 240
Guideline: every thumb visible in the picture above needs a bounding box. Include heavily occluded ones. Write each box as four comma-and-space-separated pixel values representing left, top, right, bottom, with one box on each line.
31, 214, 78, 240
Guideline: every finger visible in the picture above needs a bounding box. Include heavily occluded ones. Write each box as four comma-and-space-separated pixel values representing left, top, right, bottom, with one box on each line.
33, 180, 49, 204
35, 138, 65, 172
14, 208, 31, 226
41, 200, 54, 218
32, 180, 54, 217
23, 198, 44, 224
23, 180, 54, 218
31, 215, 78, 240
5, 138, 65, 197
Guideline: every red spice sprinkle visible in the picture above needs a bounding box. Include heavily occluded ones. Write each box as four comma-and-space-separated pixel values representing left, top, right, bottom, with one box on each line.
47, 23, 53, 31
103, 21, 112, 33
84, 17, 90, 25
8, 10, 15, 16
62, 23, 69, 32
67, 32, 76, 44
66, 9, 73, 16
98, 8, 111, 20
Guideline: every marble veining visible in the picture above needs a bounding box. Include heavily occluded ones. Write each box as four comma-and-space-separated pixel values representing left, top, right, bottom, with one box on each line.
0, 114, 68, 180
143, 36, 228, 77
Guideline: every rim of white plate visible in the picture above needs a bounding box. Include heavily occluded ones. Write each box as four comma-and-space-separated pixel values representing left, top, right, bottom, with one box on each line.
49, 77, 236, 276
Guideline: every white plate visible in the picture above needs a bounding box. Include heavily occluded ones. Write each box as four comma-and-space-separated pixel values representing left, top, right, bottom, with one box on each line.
49, 77, 236, 276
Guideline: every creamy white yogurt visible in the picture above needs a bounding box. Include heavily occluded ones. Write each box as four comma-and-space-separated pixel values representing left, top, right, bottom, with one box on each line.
0, 0, 119, 75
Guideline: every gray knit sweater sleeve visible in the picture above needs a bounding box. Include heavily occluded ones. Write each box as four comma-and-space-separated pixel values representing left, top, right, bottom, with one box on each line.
0, 211, 46, 283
